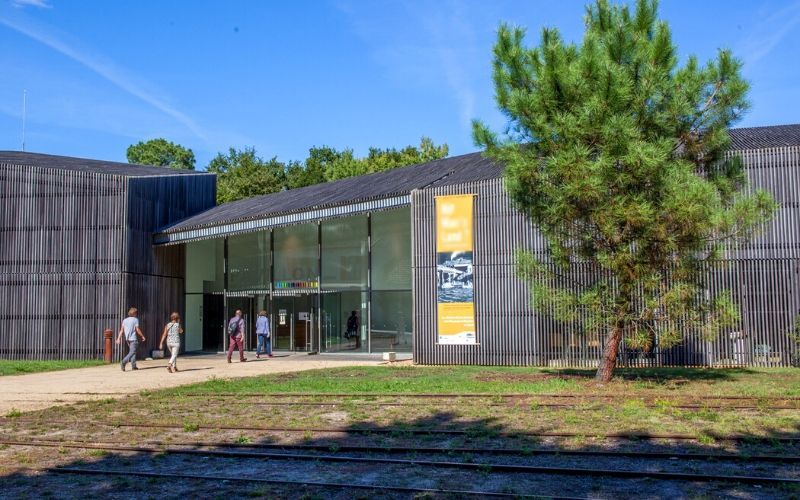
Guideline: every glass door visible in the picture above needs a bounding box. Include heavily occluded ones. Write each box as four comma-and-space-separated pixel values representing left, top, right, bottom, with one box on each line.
293, 294, 316, 352
202, 294, 225, 351
273, 296, 294, 350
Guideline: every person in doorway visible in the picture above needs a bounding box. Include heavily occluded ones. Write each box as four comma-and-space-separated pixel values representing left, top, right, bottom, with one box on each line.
159, 312, 184, 373
255, 310, 272, 359
227, 309, 247, 363
346, 310, 360, 349
116, 307, 145, 372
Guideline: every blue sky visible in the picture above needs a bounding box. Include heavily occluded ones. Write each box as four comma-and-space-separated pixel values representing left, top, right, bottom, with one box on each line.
1, 0, 799, 168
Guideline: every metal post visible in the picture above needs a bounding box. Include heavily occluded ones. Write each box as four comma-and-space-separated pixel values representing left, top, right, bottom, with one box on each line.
367, 213, 372, 353
223, 237, 229, 353
317, 220, 322, 353
103, 329, 113, 363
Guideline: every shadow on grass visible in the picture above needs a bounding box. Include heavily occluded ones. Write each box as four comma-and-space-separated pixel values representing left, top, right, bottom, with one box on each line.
1, 401, 799, 498
543, 366, 759, 383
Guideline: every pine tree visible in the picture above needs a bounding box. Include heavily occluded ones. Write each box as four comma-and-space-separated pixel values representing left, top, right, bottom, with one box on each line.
473, 0, 776, 382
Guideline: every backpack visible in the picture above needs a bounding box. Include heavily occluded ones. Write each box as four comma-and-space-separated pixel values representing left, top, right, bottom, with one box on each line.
227, 318, 241, 336
347, 315, 358, 332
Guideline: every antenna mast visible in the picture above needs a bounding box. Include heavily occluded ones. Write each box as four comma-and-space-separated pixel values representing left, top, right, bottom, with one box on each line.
21, 90, 27, 152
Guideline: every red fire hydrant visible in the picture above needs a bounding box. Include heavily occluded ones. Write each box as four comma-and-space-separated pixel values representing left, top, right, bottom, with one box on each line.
103, 329, 113, 363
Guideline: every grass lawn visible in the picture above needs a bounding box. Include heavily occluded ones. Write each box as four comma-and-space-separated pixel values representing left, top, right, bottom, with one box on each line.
17, 364, 798, 447
173, 365, 800, 398
0, 359, 105, 376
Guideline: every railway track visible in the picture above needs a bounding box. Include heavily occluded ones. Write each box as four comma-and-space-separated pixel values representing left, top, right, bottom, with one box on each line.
159, 392, 800, 410
2, 439, 798, 486
54, 391, 800, 403
182, 399, 798, 410
7, 399, 795, 410
175, 392, 800, 402
11, 435, 800, 463
3, 417, 799, 443
6, 466, 559, 499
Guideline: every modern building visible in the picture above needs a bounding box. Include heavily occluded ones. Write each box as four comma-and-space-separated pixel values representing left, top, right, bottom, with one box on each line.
0, 152, 215, 360
1, 124, 798, 366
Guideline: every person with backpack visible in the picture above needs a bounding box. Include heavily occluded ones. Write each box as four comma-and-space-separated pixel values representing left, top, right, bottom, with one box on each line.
159, 312, 184, 373
346, 310, 360, 349
116, 307, 145, 372
255, 310, 272, 359
227, 309, 247, 363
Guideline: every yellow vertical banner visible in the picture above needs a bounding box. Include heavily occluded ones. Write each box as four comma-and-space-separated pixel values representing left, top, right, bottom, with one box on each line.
435, 194, 476, 344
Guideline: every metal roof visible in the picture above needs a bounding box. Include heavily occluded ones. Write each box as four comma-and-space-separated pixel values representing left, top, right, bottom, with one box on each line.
156, 152, 498, 240
155, 124, 800, 245
0, 151, 211, 177
728, 124, 800, 151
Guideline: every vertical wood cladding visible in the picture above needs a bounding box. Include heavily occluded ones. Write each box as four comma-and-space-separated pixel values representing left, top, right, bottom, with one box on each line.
413, 147, 800, 367
0, 160, 215, 360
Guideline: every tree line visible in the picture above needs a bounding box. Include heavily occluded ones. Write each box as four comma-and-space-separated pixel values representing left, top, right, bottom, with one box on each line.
126, 137, 448, 203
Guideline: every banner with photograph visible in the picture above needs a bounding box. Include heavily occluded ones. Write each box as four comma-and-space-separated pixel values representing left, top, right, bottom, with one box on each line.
435, 194, 476, 344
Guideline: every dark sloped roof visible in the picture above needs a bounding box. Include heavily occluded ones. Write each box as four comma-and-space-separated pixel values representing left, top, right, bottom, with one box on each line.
729, 124, 800, 150
160, 124, 800, 237
0, 151, 210, 177
161, 152, 500, 233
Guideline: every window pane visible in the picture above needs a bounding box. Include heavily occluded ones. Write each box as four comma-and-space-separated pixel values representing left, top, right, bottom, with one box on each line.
185, 238, 224, 293
228, 231, 270, 291
273, 223, 318, 283
370, 290, 412, 352
321, 215, 368, 289
321, 291, 367, 352
371, 207, 411, 290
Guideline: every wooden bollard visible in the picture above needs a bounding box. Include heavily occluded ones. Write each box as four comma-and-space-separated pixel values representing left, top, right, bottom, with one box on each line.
103, 329, 113, 363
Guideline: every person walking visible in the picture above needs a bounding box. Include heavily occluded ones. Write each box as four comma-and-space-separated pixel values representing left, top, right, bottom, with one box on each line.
116, 307, 145, 372
159, 312, 184, 373
255, 310, 272, 359
227, 309, 247, 363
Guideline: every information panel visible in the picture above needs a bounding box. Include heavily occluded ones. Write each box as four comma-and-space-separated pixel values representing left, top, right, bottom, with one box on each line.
435, 194, 476, 344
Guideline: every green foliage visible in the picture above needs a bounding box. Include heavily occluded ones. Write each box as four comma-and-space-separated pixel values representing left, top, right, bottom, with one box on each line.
474, 0, 776, 376
183, 422, 200, 432
790, 316, 800, 367
291, 136, 449, 184
206, 147, 287, 203
284, 146, 339, 190
5, 408, 22, 418
126, 138, 196, 170
205, 137, 448, 204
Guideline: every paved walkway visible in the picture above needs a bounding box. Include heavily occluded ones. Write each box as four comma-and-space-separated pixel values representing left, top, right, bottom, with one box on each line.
0, 352, 387, 414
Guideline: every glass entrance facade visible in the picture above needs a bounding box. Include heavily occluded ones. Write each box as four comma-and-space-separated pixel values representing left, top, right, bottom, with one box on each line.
183, 207, 412, 354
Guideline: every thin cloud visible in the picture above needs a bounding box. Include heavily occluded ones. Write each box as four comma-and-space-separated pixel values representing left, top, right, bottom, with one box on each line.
0, 14, 209, 142
10, 0, 52, 9
337, 0, 480, 130
412, 0, 478, 127
741, 0, 800, 66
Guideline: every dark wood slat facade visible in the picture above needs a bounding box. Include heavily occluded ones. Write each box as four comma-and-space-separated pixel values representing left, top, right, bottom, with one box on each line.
0, 156, 215, 360
412, 146, 800, 367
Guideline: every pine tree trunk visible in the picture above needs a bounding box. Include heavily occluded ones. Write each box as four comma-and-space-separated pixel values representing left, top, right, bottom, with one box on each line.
595, 324, 624, 383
